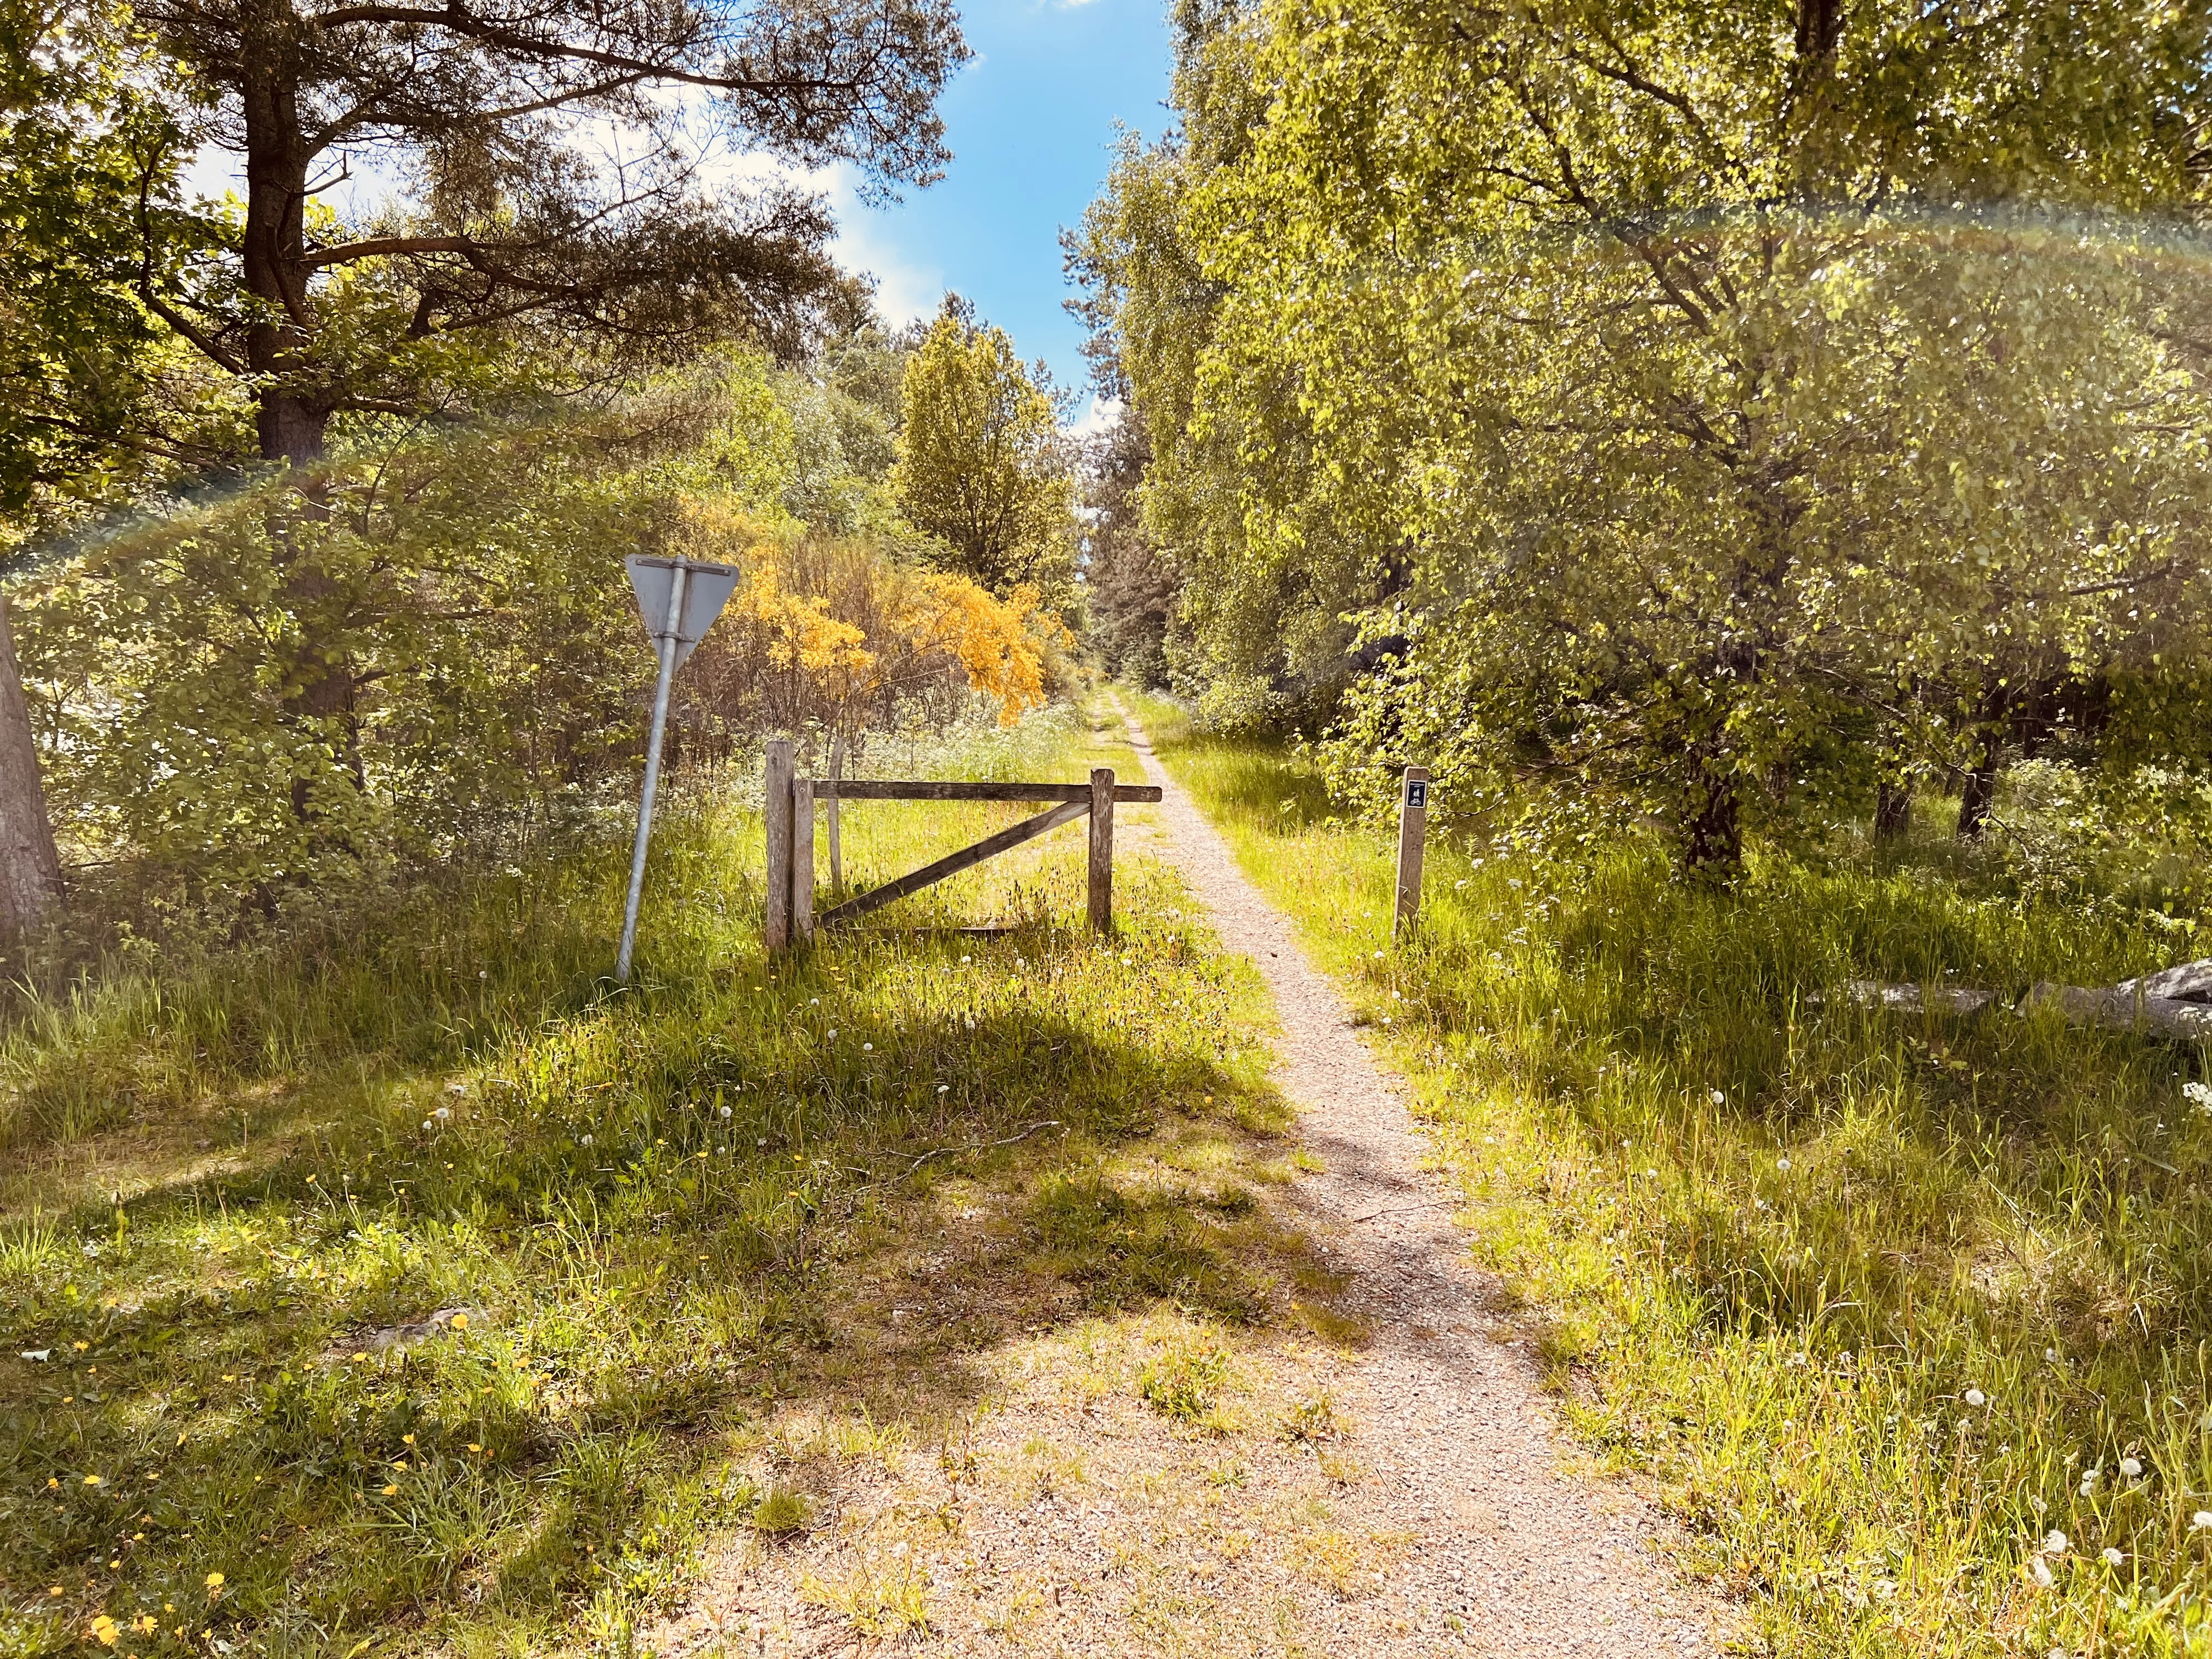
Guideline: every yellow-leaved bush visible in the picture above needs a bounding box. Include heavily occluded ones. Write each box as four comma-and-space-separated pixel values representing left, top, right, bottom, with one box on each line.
673, 495, 1069, 746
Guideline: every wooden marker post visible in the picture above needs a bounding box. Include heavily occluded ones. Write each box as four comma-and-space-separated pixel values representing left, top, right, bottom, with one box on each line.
764, 740, 794, 953
1087, 766, 1116, 933
1393, 765, 1429, 940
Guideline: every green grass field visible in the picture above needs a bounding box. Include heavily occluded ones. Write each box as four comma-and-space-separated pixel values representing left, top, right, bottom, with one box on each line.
1124, 689, 2212, 1658
0, 704, 1299, 1657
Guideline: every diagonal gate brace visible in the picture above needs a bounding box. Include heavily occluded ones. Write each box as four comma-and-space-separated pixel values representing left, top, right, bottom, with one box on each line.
816, 798, 1090, 928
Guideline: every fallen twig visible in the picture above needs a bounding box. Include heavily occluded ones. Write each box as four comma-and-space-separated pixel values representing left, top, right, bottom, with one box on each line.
859, 1119, 1063, 1192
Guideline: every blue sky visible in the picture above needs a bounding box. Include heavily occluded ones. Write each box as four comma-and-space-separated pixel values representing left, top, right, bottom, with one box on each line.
826, 0, 1173, 410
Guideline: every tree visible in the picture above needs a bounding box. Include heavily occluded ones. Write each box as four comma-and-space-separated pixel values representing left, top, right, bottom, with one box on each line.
129, 0, 968, 469
1084, 0, 2212, 872
893, 296, 1075, 598
1079, 404, 1176, 686
0, 0, 222, 929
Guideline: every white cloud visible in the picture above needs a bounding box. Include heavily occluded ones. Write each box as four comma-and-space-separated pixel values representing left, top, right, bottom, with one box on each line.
1064, 392, 1122, 439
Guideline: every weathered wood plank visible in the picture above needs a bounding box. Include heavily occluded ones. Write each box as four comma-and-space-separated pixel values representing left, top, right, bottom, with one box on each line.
764, 740, 794, 953
812, 780, 1161, 804
792, 776, 815, 945
1087, 767, 1115, 934
816, 799, 1091, 928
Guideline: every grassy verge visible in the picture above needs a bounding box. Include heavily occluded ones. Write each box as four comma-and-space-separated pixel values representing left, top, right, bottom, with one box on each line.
1124, 688, 2212, 1658
0, 704, 1311, 1656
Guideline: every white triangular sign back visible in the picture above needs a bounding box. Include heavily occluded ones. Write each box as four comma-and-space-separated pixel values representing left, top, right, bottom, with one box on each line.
625, 556, 741, 668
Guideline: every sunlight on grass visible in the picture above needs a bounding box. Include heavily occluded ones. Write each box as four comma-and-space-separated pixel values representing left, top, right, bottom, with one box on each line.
1127, 686, 2212, 1658
0, 704, 1284, 1655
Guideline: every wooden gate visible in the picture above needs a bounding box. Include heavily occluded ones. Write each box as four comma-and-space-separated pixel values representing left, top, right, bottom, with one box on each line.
759, 739, 1162, 953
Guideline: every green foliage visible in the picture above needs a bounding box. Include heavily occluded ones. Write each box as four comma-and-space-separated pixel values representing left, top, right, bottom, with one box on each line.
894, 297, 1077, 602
8, 353, 929, 908
1085, 2, 2212, 866
1149, 711, 2212, 1657
0, 0, 233, 522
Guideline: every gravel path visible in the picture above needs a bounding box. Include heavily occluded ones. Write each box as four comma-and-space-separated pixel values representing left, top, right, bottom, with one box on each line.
1114, 702, 1733, 1656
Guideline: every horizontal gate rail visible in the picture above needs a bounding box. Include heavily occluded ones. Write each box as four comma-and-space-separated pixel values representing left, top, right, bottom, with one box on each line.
814, 780, 1160, 803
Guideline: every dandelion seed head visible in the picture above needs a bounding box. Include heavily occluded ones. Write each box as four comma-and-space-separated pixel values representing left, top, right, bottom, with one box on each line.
2121, 1457, 2143, 1478
1964, 1387, 1986, 1408
2102, 1547, 2124, 1566
2043, 1530, 2069, 1555
2029, 1556, 2053, 1587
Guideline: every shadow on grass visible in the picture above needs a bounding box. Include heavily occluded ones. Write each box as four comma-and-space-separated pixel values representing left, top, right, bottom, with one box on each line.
0, 913, 1334, 1649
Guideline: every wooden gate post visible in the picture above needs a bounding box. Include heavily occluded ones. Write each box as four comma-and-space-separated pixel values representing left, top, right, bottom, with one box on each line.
792, 776, 816, 945
764, 740, 794, 954
1087, 766, 1116, 934
1393, 764, 1429, 941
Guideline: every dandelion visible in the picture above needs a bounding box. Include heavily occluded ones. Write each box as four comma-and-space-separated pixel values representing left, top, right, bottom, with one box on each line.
719, 1105, 732, 1119
381, 1483, 398, 1496
2044, 1530, 2069, 1555
1710, 1088, 1725, 1105
90, 1615, 120, 1646
2045, 1347, 2061, 1363
827, 1029, 838, 1039
351, 1351, 368, 1362
421, 1120, 433, 1131
467, 1443, 483, 1453
204, 1573, 223, 1592
861, 1042, 873, 1052
449, 1313, 467, 1331
2121, 1456, 2143, 1479
402, 1434, 415, 1445
1776, 1157, 1791, 1172
2029, 1556, 2054, 1587
1373, 951, 1384, 961
960, 956, 970, 964
83, 1474, 101, 1485
938, 1085, 950, 1094
1964, 1388, 1986, 1408
2102, 1547, 2124, 1567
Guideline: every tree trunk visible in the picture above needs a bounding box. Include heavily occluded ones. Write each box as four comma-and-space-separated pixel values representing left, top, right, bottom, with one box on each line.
240, 4, 322, 465
1683, 769, 1742, 879
1875, 779, 1913, 841
0, 591, 64, 934
1956, 741, 2002, 840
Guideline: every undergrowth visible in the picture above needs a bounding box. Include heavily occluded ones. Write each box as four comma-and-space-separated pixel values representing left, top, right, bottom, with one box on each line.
1128, 688, 2212, 1659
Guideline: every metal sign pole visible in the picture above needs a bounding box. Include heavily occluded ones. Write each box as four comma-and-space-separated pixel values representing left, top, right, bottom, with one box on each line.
616, 561, 690, 983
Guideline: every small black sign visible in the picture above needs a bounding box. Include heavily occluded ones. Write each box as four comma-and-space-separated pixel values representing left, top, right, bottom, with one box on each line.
1405, 780, 1428, 810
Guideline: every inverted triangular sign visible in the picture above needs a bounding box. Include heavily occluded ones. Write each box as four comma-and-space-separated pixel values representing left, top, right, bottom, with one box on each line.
625, 556, 741, 669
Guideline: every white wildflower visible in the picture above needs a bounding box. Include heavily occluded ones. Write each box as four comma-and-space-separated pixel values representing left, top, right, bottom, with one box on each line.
861, 1042, 873, 1052
959, 955, 970, 964
2045, 1347, 2061, 1363
2193, 1511, 2212, 1530
2043, 1530, 2069, 1555
937, 1084, 950, 1094
2186, 1081, 2212, 1111
1711, 1088, 1725, 1105
827, 1029, 837, 1039
719, 1105, 731, 1119
579, 1135, 593, 1147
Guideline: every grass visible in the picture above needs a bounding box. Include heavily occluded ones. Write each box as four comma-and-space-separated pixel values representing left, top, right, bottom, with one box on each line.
1125, 687, 2212, 1658
0, 702, 1307, 1656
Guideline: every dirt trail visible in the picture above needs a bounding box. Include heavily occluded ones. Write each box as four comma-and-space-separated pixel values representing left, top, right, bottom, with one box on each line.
649, 711, 1734, 1657
1110, 702, 1729, 1656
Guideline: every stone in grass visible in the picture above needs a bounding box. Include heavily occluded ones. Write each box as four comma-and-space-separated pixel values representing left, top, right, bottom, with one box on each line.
2117, 958, 2212, 1006
331, 1307, 487, 1362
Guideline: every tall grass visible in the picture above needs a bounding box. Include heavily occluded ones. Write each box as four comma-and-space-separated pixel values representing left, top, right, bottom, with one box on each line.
0, 704, 1290, 1655
1129, 690, 2212, 1658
